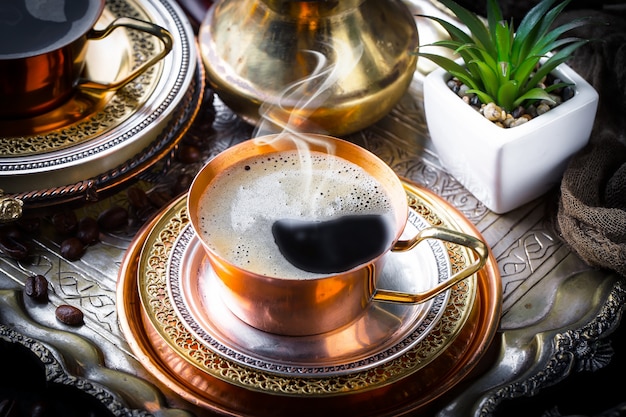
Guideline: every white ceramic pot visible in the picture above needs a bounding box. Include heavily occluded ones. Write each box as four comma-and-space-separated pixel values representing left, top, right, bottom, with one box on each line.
423, 61, 599, 214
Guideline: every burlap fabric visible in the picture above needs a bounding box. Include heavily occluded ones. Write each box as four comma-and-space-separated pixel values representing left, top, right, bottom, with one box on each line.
557, 131, 626, 277
553, 9, 626, 278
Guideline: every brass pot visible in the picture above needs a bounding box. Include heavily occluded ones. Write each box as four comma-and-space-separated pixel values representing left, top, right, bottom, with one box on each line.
198, 0, 418, 136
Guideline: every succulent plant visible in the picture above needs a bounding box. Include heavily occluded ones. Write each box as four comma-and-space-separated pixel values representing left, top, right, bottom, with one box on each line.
416, 0, 590, 112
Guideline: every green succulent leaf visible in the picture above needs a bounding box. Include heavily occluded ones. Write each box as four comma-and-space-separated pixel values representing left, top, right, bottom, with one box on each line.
486, 0, 504, 40
513, 0, 559, 49
437, 0, 497, 58
416, 42, 493, 88
512, 56, 541, 88
470, 60, 499, 97
534, 0, 572, 39
512, 87, 556, 108
455, 44, 498, 69
496, 80, 519, 112
511, 0, 573, 66
530, 21, 587, 55
415, 15, 474, 45
465, 89, 496, 105
416, 52, 480, 90
495, 21, 512, 64
545, 82, 573, 93
526, 40, 588, 87
532, 34, 586, 57
416, 0, 592, 111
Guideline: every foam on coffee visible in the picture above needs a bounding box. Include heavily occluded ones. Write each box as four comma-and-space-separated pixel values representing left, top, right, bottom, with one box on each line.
196, 150, 395, 279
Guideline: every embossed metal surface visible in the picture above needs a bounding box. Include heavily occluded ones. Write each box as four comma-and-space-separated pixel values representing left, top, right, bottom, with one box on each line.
0, 60, 203, 219
0, 0, 624, 416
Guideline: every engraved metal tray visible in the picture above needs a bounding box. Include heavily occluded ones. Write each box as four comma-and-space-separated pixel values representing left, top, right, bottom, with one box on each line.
117, 179, 502, 414
0, 0, 198, 212
2, 2, 623, 415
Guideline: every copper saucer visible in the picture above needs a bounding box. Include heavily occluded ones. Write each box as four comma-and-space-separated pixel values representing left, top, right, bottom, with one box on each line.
117, 179, 502, 415
138, 195, 472, 394
166, 216, 461, 378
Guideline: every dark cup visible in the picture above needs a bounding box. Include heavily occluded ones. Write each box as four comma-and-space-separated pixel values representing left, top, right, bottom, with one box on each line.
0, 0, 173, 119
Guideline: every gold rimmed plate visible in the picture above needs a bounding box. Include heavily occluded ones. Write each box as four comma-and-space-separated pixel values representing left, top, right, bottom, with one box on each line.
166, 211, 458, 378
139, 197, 473, 395
117, 179, 501, 415
0, 0, 197, 204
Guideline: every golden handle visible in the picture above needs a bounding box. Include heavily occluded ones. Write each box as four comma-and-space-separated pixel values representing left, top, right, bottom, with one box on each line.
372, 227, 488, 304
79, 17, 174, 91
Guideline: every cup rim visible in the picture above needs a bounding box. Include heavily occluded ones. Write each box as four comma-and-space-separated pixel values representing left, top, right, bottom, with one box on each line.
187, 133, 409, 281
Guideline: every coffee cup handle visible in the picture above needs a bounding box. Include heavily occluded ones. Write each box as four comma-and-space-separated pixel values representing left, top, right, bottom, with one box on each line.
371, 227, 488, 304
78, 17, 174, 92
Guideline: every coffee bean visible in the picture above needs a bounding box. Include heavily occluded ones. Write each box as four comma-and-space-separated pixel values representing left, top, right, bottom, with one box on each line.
16, 217, 41, 234
24, 274, 48, 302
97, 206, 129, 231
0, 234, 29, 260
51, 211, 78, 235
132, 205, 157, 224
172, 173, 193, 196
60, 237, 85, 261
29, 401, 49, 417
55, 304, 83, 326
76, 216, 99, 245
0, 224, 22, 240
147, 189, 172, 208
177, 144, 202, 163
127, 186, 150, 209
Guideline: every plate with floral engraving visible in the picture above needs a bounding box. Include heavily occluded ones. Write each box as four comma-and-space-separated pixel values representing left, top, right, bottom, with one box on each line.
128, 181, 488, 399
118, 180, 501, 415
167, 210, 454, 377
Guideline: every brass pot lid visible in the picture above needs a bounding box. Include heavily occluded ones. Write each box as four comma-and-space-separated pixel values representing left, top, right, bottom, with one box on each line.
0, 0, 197, 197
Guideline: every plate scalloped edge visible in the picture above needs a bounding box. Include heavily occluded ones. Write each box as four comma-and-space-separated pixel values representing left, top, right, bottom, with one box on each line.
132, 183, 483, 397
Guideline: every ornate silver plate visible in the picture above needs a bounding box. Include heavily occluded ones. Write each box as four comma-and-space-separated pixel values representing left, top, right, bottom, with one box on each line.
167, 209, 451, 377
128, 184, 489, 403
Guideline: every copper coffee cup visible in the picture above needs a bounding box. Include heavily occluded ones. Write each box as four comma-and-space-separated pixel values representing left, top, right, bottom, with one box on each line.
0, 0, 173, 119
188, 134, 488, 336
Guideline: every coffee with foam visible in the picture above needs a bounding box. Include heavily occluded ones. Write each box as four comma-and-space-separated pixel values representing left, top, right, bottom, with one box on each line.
196, 150, 395, 279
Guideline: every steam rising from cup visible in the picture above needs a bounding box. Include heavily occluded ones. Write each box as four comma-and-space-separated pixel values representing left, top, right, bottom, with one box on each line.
252, 39, 364, 138
252, 39, 364, 215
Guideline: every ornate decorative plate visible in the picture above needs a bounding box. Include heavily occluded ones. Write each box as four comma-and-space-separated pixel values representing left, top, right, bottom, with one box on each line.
117, 179, 501, 415
0, 0, 198, 207
167, 215, 455, 378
